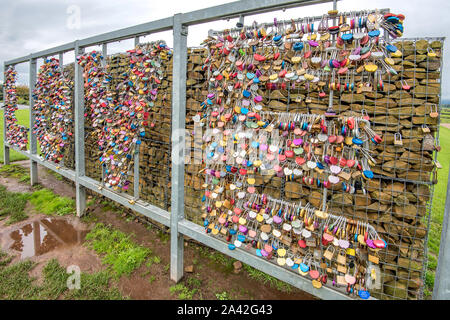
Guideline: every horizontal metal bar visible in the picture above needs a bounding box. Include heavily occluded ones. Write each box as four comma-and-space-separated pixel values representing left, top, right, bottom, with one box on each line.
209, 7, 389, 35
400, 37, 446, 41
181, 0, 336, 26
4, 54, 32, 66
5, 42, 76, 66
78, 176, 170, 227
178, 219, 353, 300
78, 17, 173, 48
5, 143, 76, 180
5, 17, 173, 66
4, 143, 169, 226
31, 42, 76, 61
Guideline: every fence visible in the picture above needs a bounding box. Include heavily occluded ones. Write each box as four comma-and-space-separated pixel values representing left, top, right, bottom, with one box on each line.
2, 0, 448, 300
441, 106, 450, 123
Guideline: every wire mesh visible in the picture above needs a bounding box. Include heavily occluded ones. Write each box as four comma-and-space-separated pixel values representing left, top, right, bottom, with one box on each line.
77, 42, 173, 211
31, 58, 75, 170
3, 12, 444, 300
3, 65, 29, 150
183, 8, 444, 300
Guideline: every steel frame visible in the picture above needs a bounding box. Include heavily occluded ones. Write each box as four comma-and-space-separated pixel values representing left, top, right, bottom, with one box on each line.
6, 0, 446, 300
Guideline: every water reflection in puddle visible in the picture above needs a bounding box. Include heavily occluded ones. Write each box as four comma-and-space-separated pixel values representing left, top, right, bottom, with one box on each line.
5, 218, 88, 258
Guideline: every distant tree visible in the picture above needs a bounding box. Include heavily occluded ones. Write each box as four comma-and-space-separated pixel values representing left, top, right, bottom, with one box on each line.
16, 85, 29, 101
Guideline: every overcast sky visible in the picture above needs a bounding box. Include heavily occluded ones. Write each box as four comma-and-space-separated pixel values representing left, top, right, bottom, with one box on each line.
1, 0, 449, 100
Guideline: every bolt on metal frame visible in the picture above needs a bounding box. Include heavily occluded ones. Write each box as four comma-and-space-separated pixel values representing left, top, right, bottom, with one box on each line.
5, 0, 448, 300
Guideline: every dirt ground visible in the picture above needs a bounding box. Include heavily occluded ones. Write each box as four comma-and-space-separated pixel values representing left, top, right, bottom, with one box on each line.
0, 161, 315, 300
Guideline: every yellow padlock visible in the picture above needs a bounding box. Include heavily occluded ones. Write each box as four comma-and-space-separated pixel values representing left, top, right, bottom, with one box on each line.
384, 57, 395, 66
291, 56, 301, 64
364, 63, 378, 73
320, 33, 330, 41
344, 136, 353, 145
391, 50, 402, 58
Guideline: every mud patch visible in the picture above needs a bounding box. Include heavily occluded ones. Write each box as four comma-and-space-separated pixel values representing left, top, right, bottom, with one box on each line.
0, 175, 32, 193
15, 160, 75, 199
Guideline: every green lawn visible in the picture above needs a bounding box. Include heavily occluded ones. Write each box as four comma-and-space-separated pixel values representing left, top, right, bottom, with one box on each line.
0, 109, 30, 163
425, 125, 450, 297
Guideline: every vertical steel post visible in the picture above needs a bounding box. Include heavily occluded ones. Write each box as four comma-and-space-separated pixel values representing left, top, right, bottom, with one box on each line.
74, 41, 86, 217
432, 38, 448, 299
101, 43, 107, 186
134, 37, 140, 201
170, 13, 188, 282
321, 0, 337, 212
3, 62, 10, 165
29, 58, 38, 185
433, 167, 450, 299
58, 53, 66, 168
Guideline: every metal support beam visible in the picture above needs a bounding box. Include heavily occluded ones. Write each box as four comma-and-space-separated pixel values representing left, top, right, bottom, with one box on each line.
433, 157, 450, 298
133, 37, 140, 201
74, 42, 86, 217
79, 176, 170, 226
181, 0, 336, 25
78, 17, 173, 48
2, 62, 9, 165
178, 220, 352, 300
101, 43, 107, 186
4, 142, 170, 226
5, 143, 76, 180
170, 13, 188, 283
29, 58, 38, 185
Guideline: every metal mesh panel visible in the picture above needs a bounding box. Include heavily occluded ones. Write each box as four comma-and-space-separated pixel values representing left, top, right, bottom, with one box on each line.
31, 59, 75, 170
79, 43, 173, 210
7, 25, 442, 301
186, 15, 443, 300
185, 48, 210, 225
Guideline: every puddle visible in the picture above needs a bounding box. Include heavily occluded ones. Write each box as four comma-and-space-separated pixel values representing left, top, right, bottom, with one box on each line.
3, 218, 88, 259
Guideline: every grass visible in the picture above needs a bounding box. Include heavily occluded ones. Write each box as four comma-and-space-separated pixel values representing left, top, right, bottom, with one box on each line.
0, 109, 30, 163
0, 185, 30, 224
48, 170, 64, 181
0, 252, 123, 300
0, 164, 30, 183
195, 244, 294, 294
0, 170, 76, 223
29, 188, 75, 216
169, 275, 203, 300
425, 125, 450, 297
243, 264, 293, 293
215, 291, 231, 300
157, 229, 170, 244
64, 270, 124, 300
85, 223, 151, 277
101, 199, 125, 214
441, 107, 450, 123
196, 245, 235, 274
169, 283, 198, 300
